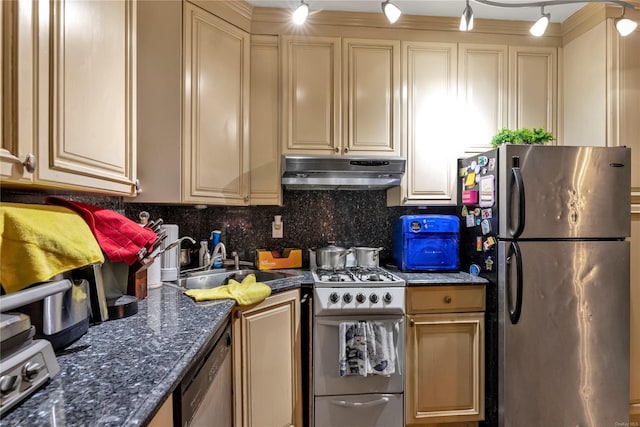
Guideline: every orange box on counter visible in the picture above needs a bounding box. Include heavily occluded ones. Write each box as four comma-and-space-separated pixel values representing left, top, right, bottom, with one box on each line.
256, 248, 302, 270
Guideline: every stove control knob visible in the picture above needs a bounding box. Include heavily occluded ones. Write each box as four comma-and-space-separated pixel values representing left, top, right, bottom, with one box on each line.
0, 375, 18, 395
356, 293, 366, 303
329, 292, 339, 304
343, 293, 353, 304
383, 292, 393, 303
369, 293, 379, 304
22, 361, 43, 382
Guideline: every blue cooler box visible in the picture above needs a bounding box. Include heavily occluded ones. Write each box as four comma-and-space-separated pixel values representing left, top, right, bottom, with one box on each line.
392, 215, 459, 271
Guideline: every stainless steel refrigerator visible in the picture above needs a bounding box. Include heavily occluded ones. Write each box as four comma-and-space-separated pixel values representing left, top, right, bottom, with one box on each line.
458, 145, 631, 427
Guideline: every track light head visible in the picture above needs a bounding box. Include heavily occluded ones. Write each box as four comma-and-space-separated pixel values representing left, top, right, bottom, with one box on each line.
292, 0, 309, 25
459, 0, 474, 32
381, 0, 402, 24
616, 7, 638, 36
616, 17, 638, 36
530, 7, 550, 37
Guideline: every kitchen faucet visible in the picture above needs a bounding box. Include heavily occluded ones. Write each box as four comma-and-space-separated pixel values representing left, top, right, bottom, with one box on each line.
210, 242, 226, 269
160, 236, 196, 280
209, 244, 249, 271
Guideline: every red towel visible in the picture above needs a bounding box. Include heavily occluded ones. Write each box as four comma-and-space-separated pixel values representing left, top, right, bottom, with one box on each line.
45, 197, 157, 265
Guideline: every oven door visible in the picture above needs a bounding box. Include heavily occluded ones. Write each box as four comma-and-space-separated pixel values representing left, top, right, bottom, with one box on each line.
315, 393, 403, 427
313, 314, 404, 396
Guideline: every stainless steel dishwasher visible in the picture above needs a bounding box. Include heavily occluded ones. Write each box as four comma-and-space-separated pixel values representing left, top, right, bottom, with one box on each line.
175, 319, 232, 427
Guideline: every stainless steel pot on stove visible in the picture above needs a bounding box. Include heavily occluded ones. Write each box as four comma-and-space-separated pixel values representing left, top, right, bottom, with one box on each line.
310, 243, 353, 269
352, 247, 384, 267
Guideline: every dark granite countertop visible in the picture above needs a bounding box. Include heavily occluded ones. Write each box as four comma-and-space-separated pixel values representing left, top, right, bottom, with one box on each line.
2, 268, 482, 426
2, 271, 309, 427
391, 270, 489, 285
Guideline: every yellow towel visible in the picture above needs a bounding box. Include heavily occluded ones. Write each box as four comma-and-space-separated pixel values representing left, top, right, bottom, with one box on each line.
185, 274, 272, 306
0, 203, 105, 294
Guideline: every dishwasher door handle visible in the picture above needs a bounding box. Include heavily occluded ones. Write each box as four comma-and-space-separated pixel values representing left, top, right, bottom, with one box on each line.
330, 396, 390, 408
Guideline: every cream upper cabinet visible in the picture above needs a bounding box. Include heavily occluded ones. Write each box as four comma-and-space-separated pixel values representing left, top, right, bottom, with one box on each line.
388, 42, 556, 206
250, 35, 281, 206
458, 44, 508, 154
281, 36, 341, 155
281, 35, 400, 156
406, 286, 485, 426
1, 0, 136, 195
233, 289, 302, 427
342, 38, 401, 156
388, 41, 458, 206
508, 46, 557, 133
183, 2, 250, 205
135, 1, 251, 205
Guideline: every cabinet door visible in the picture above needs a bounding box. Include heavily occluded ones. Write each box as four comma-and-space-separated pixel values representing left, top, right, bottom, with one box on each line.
1, 0, 35, 183
35, 0, 136, 195
233, 289, 302, 427
250, 35, 281, 206
281, 36, 341, 155
390, 41, 457, 206
183, 2, 250, 205
406, 312, 484, 425
458, 44, 507, 154
508, 46, 557, 133
342, 38, 400, 156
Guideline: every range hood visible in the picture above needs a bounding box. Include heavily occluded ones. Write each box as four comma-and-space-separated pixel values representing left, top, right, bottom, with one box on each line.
281, 155, 406, 190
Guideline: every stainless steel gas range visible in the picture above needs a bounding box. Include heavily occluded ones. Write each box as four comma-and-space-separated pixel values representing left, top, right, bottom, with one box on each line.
312, 266, 406, 427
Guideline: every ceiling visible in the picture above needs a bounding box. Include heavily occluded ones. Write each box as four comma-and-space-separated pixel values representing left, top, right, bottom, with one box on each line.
245, 0, 588, 23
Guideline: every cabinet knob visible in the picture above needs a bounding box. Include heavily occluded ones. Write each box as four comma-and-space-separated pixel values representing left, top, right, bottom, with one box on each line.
402, 196, 408, 204
409, 317, 415, 327
23, 154, 36, 173
1, 151, 36, 173
444, 295, 452, 304
135, 179, 141, 194
343, 147, 349, 153
243, 195, 249, 202
334, 147, 340, 153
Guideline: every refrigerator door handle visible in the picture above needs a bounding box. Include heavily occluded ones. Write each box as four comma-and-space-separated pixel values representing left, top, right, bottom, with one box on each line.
509, 157, 526, 238
506, 241, 523, 324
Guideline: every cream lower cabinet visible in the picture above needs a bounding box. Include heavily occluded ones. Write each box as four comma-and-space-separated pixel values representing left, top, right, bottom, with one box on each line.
406, 286, 485, 426
232, 289, 302, 427
1, 0, 136, 195
281, 35, 400, 156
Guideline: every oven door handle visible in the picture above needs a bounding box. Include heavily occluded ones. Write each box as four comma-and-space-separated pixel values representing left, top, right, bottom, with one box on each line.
315, 318, 404, 327
330, 396, 390, 408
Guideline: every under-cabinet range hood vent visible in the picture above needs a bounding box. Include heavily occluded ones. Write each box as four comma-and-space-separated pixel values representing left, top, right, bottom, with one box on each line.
281, 155, 406, 190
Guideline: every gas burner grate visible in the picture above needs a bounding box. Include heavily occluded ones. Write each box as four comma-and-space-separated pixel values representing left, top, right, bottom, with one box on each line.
348, 266, 400, 282
315, 268, 356, 282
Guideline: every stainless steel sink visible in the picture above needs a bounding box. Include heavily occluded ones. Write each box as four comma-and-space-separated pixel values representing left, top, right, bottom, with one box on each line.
178, 268, 299, 290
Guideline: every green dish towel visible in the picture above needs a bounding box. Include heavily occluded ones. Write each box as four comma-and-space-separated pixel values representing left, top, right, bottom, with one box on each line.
184, 274, 272, 306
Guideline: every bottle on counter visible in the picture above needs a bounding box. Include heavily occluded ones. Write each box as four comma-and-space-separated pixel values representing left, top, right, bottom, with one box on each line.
199, 240, 210, 267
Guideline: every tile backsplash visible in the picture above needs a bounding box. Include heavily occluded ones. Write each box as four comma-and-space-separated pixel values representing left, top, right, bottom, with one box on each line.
1, 188, 455, 267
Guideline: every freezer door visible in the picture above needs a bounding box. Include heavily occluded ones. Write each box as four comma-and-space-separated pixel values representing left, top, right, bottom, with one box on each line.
497, 145, 630, 239
498, 240, 630, 427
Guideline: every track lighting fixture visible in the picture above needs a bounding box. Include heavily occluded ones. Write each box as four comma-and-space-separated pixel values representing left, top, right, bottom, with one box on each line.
459, 0, 474, 31
381, 0, 402, 24
465, 1, 637, 37
292, 0, 309, 25
616, 7, 638, 36
530, 7, 550, 37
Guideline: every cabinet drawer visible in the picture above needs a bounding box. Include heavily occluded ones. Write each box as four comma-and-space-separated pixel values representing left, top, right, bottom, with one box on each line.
407, 286, 485, 314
